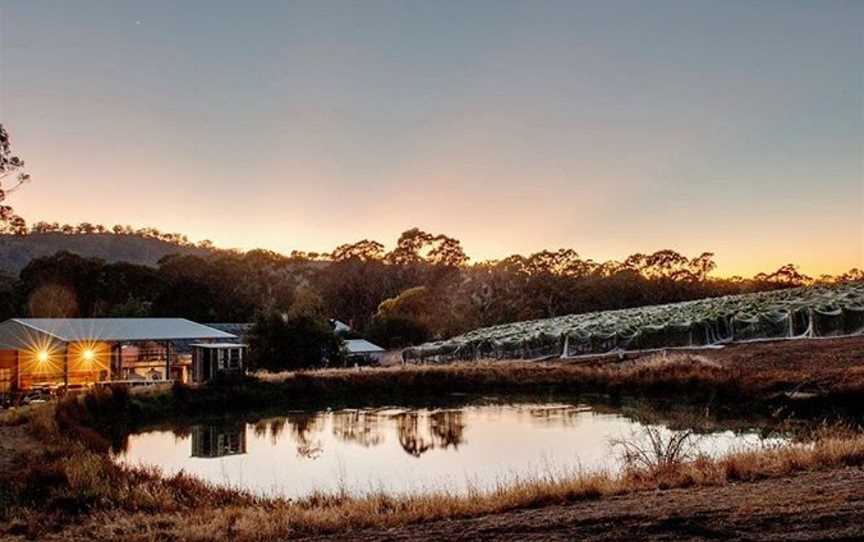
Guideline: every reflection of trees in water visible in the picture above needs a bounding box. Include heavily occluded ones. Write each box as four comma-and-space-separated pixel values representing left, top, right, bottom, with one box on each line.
525, 405, 586, 427
269, 418, 287, 442
395, 410, 466, 457
252, 418, 288, 445
286, 413, 324, 459
429, 410, 465, 450
252, 419, 269, 439
395, 413, 433, 457
171, 425, 193, 440
332, 410, 383, 447
185, 408, 468, 459
328, 409, 466, 457
249, 415, 323, 457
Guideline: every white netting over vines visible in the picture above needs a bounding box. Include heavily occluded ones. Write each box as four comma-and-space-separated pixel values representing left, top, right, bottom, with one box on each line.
403, 282, 864, 362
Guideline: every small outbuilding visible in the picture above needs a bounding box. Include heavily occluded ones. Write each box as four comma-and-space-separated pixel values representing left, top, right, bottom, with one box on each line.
190, 343, 247, 383
344, 339, 385, 364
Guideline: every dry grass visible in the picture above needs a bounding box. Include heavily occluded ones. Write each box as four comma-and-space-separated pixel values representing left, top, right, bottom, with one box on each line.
251, 352, 859, 402
8, 430, 864, 541
107, 352, 864, 425
251, 355, 744, 399
5, 388, 864, 540
0, 404, 41, 428
5, 350, 864, 540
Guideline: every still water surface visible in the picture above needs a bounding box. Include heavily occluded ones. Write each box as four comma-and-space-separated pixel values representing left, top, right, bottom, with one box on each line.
114, 400, 786, 498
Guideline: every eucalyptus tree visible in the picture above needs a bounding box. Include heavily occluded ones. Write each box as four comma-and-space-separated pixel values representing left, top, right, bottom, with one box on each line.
0, 124, 31, 234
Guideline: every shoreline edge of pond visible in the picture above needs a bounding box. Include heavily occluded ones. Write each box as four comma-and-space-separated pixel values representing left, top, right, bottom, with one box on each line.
3, 339, 864, 540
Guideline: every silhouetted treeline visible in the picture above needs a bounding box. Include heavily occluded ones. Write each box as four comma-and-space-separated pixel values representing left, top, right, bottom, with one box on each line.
0, 227, 860, 349
14, 221, 325, 261
21, 221, 210, 250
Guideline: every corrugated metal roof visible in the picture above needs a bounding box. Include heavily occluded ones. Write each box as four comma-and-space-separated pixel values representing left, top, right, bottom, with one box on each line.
344, 339, 385, 354
189, 343, 248, 349
206, 323, 253, 337
2, 318, 236, 343
0, 320, 54, 350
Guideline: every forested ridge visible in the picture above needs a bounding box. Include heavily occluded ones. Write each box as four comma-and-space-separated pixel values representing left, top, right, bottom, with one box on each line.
0, 226, 859, 349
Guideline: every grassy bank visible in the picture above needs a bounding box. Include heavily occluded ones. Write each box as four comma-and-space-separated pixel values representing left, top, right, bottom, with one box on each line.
3, 389, 864, 540
4, 353, 864, 540
120, 354, 864, 426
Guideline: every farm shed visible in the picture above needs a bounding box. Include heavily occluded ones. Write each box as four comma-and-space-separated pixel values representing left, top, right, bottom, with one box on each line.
345, 339, 385, 363
0, 318, 237, 392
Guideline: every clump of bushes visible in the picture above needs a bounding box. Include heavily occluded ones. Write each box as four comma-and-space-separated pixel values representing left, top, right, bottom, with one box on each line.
53, 385, 140, 452
247, 312, 344, 371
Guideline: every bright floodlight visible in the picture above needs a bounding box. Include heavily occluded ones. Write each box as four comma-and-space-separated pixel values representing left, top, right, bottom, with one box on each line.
82, 349, 95, 362
37, 350, 49, 363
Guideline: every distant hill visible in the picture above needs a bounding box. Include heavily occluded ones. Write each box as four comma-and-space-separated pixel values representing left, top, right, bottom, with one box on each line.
0, 233, 214, 274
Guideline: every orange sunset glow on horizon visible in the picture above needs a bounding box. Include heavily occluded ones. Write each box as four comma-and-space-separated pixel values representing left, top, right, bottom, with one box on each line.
1, 1, 861, 279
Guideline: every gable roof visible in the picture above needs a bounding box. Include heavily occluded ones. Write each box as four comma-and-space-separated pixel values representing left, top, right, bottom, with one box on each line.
331, 319, 352, 334
0, 318, 236, 346
344, 339, 385, 354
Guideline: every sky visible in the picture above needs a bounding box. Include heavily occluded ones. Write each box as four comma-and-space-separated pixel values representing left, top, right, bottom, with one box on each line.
0, 1, 861, 277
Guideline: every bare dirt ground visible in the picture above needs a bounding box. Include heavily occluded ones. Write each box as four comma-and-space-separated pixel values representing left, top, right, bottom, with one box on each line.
573, 335, 864, 373
294, 467, 864, 542
699, 336, 864, 372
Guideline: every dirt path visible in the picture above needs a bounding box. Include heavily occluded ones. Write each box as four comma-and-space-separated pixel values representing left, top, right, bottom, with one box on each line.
294, 467, 864, 542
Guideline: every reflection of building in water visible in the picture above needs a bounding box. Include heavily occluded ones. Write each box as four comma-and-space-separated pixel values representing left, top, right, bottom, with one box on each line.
191, 425, 247, 458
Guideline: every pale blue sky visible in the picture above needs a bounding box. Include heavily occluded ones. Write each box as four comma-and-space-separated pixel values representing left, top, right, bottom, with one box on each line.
0, 1, 861, 275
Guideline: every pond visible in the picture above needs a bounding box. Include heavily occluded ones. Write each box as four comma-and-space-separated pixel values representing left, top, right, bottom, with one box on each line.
113, 399, 788, 498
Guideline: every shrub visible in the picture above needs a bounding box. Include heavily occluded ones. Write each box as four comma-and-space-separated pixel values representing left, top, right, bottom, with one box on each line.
365, 315, 430, 349
247, 312, 344, 371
